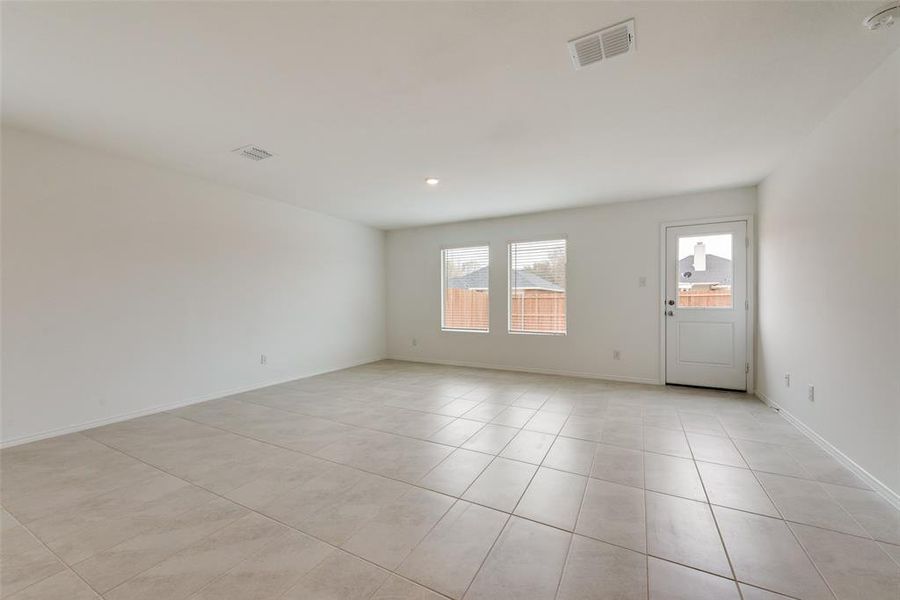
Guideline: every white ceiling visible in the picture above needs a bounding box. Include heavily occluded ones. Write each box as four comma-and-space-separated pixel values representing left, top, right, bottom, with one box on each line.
3, 2, 898, 229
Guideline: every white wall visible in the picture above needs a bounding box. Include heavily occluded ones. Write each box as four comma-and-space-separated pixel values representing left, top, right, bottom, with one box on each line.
1, 127, 386, 445
386, 187, 756, 383
757, 50, 900, 496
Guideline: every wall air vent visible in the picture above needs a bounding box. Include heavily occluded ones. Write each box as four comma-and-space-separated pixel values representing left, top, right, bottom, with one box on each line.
568, 19, 635, 70
232, 145, 275, 161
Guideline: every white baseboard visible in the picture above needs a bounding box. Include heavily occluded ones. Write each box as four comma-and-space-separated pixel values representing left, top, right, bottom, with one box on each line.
387, 355, 660, 385
756, 390, 900, 510
0, 356, 385, 450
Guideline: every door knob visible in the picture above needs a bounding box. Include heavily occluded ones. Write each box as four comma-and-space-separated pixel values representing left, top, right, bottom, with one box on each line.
667, 300, 675, 306
666, 310, 674, 316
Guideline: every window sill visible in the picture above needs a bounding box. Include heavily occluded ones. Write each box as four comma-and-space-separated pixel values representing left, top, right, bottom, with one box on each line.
507, 330, 567, 337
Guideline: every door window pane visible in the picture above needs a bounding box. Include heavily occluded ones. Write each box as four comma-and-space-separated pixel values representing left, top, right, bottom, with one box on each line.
677, 233, 733, 308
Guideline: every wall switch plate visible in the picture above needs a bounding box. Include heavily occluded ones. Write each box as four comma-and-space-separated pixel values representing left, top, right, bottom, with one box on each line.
638, 276, 647, 288
784, 373, 791, 387
808, 384, 815, 402
613, 350, 621, 360
411, 338, 418, 347
260, 354, 267, 365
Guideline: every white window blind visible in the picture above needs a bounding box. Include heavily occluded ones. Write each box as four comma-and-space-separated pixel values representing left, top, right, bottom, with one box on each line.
441, 245, 490, 331
508, 239, 567, 334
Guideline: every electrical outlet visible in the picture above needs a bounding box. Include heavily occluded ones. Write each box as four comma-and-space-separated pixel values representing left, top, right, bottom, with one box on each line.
784, 373, 791, 387
613, 350, 621, 360
807, 384, 815, 402
260, 354, 267, 365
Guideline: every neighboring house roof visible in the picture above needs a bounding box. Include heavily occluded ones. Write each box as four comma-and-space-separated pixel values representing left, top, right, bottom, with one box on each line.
447, 266, 490, 290
678, 254, 732, 285
448, 266, 563, 291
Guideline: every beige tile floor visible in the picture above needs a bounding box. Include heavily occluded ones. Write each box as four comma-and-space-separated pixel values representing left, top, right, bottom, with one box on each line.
1, 360, 898, 600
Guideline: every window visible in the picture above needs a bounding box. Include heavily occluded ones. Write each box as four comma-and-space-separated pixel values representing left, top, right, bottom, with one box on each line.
441, 245, 490, 331
676, 233, 733, 308
508, 238, 566, 334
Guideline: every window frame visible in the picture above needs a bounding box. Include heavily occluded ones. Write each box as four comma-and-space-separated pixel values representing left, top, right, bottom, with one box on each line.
507, 236, 568, 336
440, 243, 491, 334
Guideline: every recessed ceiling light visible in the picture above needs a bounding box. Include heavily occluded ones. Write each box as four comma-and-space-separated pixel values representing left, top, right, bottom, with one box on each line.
425, 177, 440, 186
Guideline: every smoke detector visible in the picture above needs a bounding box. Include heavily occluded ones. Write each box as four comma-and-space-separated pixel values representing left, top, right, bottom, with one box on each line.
568, 19, 635, 70
863, 1, 899, 30
231, 145, 275, 161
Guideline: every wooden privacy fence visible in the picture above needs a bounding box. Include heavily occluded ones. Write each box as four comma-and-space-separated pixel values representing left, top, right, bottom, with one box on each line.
510, 290, 566, 333
444, 288, 727, 331
444, 288, 566, 333
444, 288, 489, 330
678, 288, 733, 307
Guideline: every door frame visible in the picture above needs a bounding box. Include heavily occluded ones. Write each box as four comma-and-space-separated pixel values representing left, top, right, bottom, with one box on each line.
658, 215, 755, 392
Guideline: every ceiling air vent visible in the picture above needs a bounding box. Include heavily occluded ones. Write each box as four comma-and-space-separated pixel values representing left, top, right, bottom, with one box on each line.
568, 19, 635, 70
232, 145, 274, 161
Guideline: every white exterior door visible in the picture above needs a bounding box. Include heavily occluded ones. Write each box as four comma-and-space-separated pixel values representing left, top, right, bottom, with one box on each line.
665, 221, 748, 390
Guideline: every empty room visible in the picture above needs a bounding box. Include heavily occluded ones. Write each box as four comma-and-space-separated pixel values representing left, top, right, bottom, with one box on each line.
1, 1, 899, 599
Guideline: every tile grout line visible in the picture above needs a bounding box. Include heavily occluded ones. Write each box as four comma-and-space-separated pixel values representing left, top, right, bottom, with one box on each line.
456, 390, 568, 600
683, 415, 744, 599
436, 510, 513, 599
449, 402, 554, 504
166, 528, 300, 600
731, 426, 841, 600
686, 404, 889, 598
165, 411, 478, 503
248, 379, 866, 476
644, 410, 652, 600
77, 492, 253, 594
78, 385, 553, 599
125, 410, 752, 555
164, 392, 893, 572
507, 393, 573, 517
388, 497, 484, 600
196, 387, 886, 514
93, 401, 890, 577
692, 411, 855, 600
414, 422, 494, 497
780, 526, 838, 600
552, 406, 597, 600
7, 509, 109, 599
815, 473, 884, 542
240, 392, 535, 458
9, 369, 889, 600
82, 431, 455, 600
68, 439, 338, 587
246, 385, 876, 492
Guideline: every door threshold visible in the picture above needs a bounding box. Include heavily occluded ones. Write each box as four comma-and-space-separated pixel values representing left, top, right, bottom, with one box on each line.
665, 383, 749, 394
